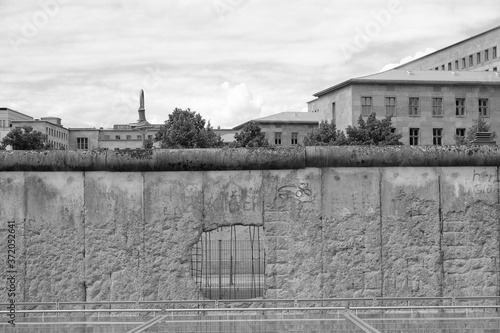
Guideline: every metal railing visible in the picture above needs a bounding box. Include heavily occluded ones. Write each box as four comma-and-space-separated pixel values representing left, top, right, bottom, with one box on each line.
0, 296, 500, 316
2, 296, 500, 309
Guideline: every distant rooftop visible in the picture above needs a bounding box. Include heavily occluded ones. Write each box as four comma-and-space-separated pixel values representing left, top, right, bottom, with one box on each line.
0, 107, 34, 119
233, 112, 322, 130
313, 70, 500, 97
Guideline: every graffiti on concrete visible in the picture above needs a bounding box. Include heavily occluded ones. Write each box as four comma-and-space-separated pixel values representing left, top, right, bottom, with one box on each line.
278, 183, 313, 202
472, 169, 498, 194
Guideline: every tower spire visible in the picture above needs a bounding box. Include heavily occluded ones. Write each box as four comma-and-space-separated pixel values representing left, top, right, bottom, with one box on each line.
138, 89, 146, 121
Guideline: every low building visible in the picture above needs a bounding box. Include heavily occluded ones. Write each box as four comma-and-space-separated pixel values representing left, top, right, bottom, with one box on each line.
11, 117, 70, 150
308, 70, 500, 146
233, 112, 322, 147
0, 108, 34, 143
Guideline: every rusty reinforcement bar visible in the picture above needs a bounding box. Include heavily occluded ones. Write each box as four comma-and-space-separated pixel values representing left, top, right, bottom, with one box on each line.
1, 145, 500, 171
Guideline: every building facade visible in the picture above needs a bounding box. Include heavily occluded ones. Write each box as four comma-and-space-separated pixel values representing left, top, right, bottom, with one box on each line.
395, 26, 500, 72
0, 108, 34, 143
11, 117, 70, 150
308, 70, 500, 146
233, 112, 322, 147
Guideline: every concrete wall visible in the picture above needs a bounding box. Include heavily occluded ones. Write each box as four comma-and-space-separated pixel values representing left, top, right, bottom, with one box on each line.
1, 148, 500, 302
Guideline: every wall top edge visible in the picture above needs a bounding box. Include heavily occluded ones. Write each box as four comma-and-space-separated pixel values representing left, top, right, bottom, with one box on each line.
0, 146, 499, 171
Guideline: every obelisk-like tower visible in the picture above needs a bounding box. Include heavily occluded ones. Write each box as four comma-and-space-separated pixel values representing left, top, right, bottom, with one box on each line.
138, 89, 146, 122
135, 89, 153, 148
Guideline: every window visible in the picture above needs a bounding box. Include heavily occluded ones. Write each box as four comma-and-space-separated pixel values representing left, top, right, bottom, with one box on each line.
456, 128, 466, 140
115, 135, 120, 140
137, 135, 142, 140
361, 97, 372, 115
126, 135, 131, 140
114, 148, 120, 151
462, 57, 466, 68
494, 46, 497, 59
441, 65, 445, 70
435, 67, 439, 70
448, 62, 452, 70
485, 49, 489, 61
432, 98, 443, 116
104, 135, 110, 140
479, 98, 489, 117
385, 97, 396, 116
469, 55, 473, 66
455, 98, 465, 116
494, 67, 498, 72
433, 128, 443, 146
291, 132, 298, 145
76, 137, 88, 150
274, 132, 282, 145
477, 52, 481, 64
409, 128, 419, 145
148, 135, 153, 140
455, 60, 459, 70
409, 97, 419, 116
331, 102, 336, 123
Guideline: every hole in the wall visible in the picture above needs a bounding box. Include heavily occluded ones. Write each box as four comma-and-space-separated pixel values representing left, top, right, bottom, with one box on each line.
191, 225, 265, 300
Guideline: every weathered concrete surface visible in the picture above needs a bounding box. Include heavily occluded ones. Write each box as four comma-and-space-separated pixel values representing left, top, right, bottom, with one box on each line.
203, 171, 263, 229
440, 167, 499, 297
24, 172, 84, 301
0, 172, 26, 304
263, 168, 322, 299
1, 164, 500, 303
84, 173, 143, 302
143, 172, 203, 300
3, 146, 500, 172
381, 168, 440, 298
322, 168, 381, 298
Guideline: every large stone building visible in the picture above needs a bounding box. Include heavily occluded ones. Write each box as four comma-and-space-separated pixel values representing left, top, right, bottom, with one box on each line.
308, 25, 500, 145
395, 26, 500, 72
308, 70, 500, 146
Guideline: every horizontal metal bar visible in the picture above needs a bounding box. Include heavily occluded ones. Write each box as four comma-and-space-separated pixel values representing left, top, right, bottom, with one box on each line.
138, 300, 216, 305
351, 305, 500, 310
0, 306, 344, 315
375, 297, 454, 301
0, 309, 160, 314
5, 304, 500, 316
0, 302, 57, 306
60, 301, 138, 305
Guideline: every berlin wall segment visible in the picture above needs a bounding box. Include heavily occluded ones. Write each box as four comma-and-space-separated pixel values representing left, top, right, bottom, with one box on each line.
1, 148, 500, 305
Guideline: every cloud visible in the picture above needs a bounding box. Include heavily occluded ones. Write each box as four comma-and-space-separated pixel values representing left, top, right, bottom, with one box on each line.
380, 48, 437, 72
217, 82, 264, 127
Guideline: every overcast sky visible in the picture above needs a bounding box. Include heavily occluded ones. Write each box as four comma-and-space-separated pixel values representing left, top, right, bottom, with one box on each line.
1, 0, 499, 129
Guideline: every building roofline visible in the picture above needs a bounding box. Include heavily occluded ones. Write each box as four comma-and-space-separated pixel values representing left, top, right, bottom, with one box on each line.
232, 112, 321, 130
313, 72, 500, 97
0, 108, 34, 119
393, 25, 500, 69
11, 119, 68, 130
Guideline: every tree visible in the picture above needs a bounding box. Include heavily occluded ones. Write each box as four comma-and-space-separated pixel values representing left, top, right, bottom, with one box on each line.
455, 117, 497, 145
231, 121, 269, 147
303, 120, 347, 146
345, 113, 402, 145
154, 108, 223, 148
1, 126, 50, 150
